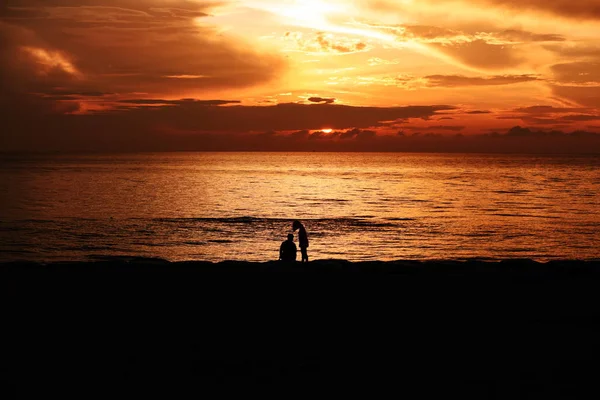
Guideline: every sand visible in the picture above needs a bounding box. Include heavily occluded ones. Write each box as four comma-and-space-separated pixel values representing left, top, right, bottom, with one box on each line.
3, 258, 600, 397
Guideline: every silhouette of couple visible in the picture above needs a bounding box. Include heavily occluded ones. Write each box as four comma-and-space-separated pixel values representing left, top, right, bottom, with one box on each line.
279, 220, 309, 262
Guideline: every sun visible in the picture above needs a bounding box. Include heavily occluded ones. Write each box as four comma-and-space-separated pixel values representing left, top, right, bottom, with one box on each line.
322, 128, 333, 133
259, 0, 347, 30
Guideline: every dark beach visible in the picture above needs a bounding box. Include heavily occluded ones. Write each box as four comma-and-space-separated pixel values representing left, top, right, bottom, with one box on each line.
3, 258, 600, 398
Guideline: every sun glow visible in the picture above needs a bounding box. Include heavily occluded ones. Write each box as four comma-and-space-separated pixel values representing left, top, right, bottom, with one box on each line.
270, 0, 345, 28
322, 128, 333, 133
249, 0, 418, 55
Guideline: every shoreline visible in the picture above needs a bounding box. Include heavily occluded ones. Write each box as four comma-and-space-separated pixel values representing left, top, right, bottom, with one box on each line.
4, 256, 600, 264
3, 257, 599, 275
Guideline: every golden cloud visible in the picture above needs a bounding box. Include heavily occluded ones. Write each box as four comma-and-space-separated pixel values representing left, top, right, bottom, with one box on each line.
284, 31, 370, 54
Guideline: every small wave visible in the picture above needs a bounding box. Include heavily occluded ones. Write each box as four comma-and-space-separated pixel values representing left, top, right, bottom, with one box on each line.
491, 213, 562, 219
346, 220, 397, 228
86, 255, 170, 263
226, 217, 260, 223
152, 216, 286, 224
0, 249, 36, 254
0, 225, 25, 232
150, 216, 402, 226
503, 234, 529, 239
493, 190, 532, 195
459, 232, 496, 238
67, 245, 116, 251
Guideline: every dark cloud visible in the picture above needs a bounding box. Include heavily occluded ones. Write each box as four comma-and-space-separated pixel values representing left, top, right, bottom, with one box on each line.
469, 0, 600, 20
367, 0, 600, 20
0, 22, 76, 104
513, 106, 591, 114
43, 89, 111, 97
334, 128, 377, 139
426, 74, 539, 87
3, 105, 597, 153
0, 0, 286, 103
210, 126, 599, 153
279, 126, 599, 153
504, 126, 585, 137
307, 97, 336, 104
465, 110, 492, 114
289, 130, 310, 139
0, 5, 50, 19
497, 110, 600, 127
501, 117, 570, 125
559, 114, 600, 122
119, 99, 241, 106
499, 106, 600, 126
1, 100, 454, 151
551, 62, 600, 85
404, 125, 466, 132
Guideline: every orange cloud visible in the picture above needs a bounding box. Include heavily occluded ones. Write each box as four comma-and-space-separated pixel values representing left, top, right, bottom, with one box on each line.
425, 74, 540, 87
340, 74, 540, 89
465, 0, 600, 20
360, 0, 600, 20
551, 62, 600, 85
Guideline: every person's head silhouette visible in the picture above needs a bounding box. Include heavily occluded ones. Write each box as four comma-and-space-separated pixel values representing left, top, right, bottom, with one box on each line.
287, 233, 294, 241
292, 220, 301, 231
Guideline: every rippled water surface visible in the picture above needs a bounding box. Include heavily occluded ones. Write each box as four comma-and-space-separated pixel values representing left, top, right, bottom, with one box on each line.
1, 152, 598, 262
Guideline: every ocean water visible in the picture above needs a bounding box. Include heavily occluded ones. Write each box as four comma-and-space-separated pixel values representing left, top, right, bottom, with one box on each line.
0, 152, 598, 262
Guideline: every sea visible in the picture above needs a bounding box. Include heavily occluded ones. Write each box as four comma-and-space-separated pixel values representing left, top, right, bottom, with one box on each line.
1, 152, 598, 263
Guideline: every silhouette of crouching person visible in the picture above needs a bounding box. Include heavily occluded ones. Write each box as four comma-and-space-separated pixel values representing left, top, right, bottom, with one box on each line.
279, 234, 297, 262
292, 220, 309, 262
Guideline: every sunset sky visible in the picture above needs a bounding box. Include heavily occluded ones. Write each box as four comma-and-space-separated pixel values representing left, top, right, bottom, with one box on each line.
2, 0, 600, 152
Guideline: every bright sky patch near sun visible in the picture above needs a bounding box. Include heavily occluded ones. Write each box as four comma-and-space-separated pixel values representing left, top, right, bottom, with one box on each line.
1, 0, 600, 152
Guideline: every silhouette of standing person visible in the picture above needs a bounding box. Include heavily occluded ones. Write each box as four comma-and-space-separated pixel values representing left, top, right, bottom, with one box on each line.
280, 233, 297, 262
292, 220, 309, 262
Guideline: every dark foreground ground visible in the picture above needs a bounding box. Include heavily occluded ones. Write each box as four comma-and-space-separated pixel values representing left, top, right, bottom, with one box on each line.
3, 258, 600, 398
